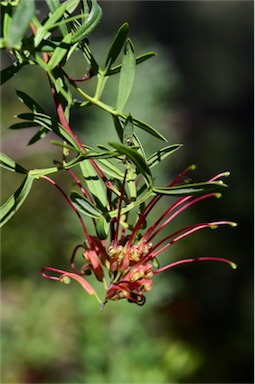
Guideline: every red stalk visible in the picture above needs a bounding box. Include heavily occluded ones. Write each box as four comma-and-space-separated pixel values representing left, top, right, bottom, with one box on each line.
154, 257, 236, 274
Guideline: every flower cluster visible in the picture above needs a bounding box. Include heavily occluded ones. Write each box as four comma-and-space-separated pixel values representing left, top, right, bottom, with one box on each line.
42, 168, 237, 310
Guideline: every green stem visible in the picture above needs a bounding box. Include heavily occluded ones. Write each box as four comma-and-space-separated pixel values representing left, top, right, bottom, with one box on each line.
94, 71, 109, 100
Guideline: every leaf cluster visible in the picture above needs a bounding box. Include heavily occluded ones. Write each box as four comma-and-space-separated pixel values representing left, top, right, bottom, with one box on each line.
0, 0, 228, 231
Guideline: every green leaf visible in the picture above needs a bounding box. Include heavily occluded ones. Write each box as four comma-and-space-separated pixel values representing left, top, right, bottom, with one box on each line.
0, 152, 28, 174
121, 115, 167, 142
0, 175, 34, 227
50, 141, 120, 160
9, 118, 49, 146
113, 115, 124, 143
108, 188, 154, 219
109, 142, 153, 186
96, 215, 110, 240
116, 38, 136, 113
96, 159, 124, 180
0, 62, 26, 86
105, 22, 129, 71
8, 122, 37, 130
153, 181, 228, 196
16, 90, 45, 113
2, 2, 12, 40
123, 114, 134, 146
46, 0, 79, 15
147, 144, 183, 168
46, 0, 68, 36
65, 0, 80, 14
132, 132, 147, 161
27, 128, 49, 145
107, 52, 156, 76
34, 3, 67, 47
80, 160, 108, 207
79, 41, 99, 74
47, 32, 72, 71
70, 191, 102, 218
71, 0, 103, 43
6, 0, 35, 49
13, 112, 80, 149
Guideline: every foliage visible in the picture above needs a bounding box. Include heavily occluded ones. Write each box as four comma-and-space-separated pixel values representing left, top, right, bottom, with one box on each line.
0, 0, 236, 309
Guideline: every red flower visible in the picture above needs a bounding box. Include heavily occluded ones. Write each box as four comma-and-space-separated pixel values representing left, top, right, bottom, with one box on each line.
42, 169, 237, 309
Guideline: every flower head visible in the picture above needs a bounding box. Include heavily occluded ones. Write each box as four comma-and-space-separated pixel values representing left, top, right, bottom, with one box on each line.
42, 166, 237, 309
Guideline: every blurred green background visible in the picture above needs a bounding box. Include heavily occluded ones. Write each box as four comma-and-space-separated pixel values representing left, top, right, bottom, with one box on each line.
1, 1, 253, 383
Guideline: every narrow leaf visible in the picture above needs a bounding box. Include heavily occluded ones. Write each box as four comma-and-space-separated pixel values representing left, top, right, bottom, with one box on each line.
71, 0, 103, 43
34, 3, 67, 47
123, 114, 134, 146
16, 90, 45, 113
9, 122, 37, 130
116, 38, 136, 113
109, 142, 153, 186
132, 116, 167, 142
96, 215, 110, 240
113, 115, 124, 143
27, 128, 48, 145
79, 41, 99, 74
70, 191, 102, 218
6, 0, 35, 49
147, 144, 183, 168
47, 33, 72, 71
80, 160, 108, 207
46, 0, 68, 36
14, 112, 80, 149
0, 175, 34, 227
107, 52, 156, 76
0, 152, 28, 174
96, 159, 124, 180
105, 22, 129, 70
153, 181, 228, 196
0, 62, 26, 86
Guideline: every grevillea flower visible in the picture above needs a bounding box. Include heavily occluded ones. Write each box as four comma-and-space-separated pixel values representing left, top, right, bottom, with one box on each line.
41, 167, 237, 310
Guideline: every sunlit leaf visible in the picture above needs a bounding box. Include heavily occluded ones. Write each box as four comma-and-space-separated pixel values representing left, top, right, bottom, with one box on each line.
34, 3, 67, 47
70, 191, 102, 218
147, 144, 183, 168
107, 52, 156, 76
109, 142, 153, 186
96, 159, 124, 180
71, 0, 103, 43
0, 152, 27, 174
96, 215, 110, 240
120, 115, 167, 142
153, 181, 228, 196
47, 33, 72, 71
13, 112, 80, 149
80, 160, 108, 207
6, 0, 35, 49
116, 38, 136, 113
123, 114, 134, 146
105, 22, 129, 71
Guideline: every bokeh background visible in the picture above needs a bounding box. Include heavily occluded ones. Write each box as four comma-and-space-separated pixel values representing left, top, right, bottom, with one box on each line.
1, 1, 253, 383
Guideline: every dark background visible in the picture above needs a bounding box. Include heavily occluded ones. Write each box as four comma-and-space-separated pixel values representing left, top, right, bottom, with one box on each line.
97, 2, 254, 382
